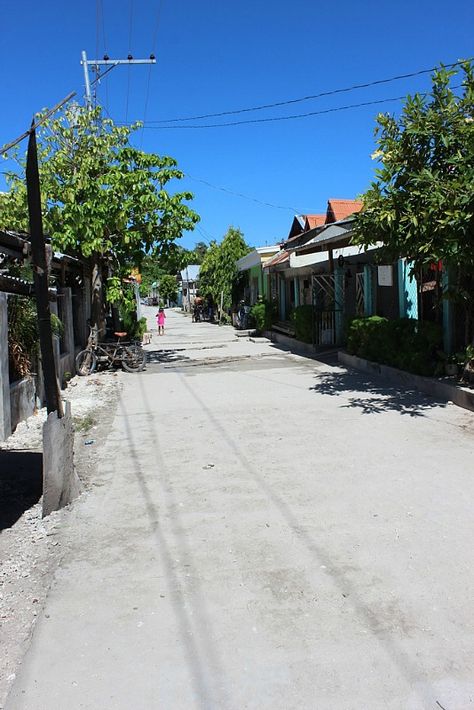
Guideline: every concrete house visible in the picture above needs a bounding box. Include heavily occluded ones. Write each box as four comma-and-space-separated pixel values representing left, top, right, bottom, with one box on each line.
263, 201, 363, 330
235, 246, 280, 305
178, 264, 200, 311
0, 230, 91, 441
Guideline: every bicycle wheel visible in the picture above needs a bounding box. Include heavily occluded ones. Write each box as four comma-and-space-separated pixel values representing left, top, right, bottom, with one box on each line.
121, 345, 146, 373
75, 349, 97, 376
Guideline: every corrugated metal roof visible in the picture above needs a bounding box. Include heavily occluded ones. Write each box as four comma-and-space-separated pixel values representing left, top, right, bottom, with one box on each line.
262, 250, 290, 269
295, 220, 354, 254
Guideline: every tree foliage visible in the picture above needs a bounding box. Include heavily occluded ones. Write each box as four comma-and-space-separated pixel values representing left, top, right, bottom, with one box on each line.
158, 274, 178, 304
199, 226, 250, 315
1, 104, 199, 280
192, 241, 208, 264
353, 62, 474, 271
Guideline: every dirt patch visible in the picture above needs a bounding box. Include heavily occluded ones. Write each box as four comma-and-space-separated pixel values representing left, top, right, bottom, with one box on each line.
0, 371, 121, 708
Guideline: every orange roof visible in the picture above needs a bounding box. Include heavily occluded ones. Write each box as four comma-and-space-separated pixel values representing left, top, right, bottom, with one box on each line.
304, 214, 326, 230
326, 199, 363, 223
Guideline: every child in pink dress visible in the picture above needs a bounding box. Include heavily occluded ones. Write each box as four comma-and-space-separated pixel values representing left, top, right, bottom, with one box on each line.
156, 307, 166, 335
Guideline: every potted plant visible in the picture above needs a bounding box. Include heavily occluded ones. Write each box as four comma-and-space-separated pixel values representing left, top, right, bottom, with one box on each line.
445, 354, 459, 377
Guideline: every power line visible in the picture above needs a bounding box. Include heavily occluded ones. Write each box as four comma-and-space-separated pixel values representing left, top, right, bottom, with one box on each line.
125, 0, 135, 123
136, 93, 408, 128
185, 173, 302, 212
134, 82, 465, 129
195, 225, 214, 245
146, 58, 472, 124
140, 0, 164, 148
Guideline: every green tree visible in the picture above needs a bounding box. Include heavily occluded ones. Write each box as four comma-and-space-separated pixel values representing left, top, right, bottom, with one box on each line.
1, 104, 199, 330
199, 226, 250, 318
353, 61, 474, 340
192, 241, 208, 264
158, 274, 178, 304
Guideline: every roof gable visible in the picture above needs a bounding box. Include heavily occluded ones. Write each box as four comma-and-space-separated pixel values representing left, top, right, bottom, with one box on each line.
326, 199, 363, 224
304, 214, 326, 231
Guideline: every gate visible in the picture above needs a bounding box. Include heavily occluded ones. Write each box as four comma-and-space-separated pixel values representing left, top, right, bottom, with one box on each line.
356, 272, 365, 316
312, 273, 344, 347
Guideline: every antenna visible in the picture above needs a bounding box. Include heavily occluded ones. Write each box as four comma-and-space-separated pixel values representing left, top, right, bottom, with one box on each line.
80, 50, 156, 108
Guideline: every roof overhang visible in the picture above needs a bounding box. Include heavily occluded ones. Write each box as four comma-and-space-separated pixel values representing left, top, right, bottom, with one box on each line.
236, 246, 279, 271
295, 219, 355, 255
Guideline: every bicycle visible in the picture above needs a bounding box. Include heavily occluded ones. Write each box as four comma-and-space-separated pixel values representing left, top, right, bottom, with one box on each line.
75, 328, 146, 376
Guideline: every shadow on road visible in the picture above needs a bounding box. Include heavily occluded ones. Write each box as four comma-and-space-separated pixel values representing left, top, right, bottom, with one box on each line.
145, 348, 190, 365
0, 450, 42, 530
118, 379, 227, 709
177, 374, 440, 707
309, 368, 447, 416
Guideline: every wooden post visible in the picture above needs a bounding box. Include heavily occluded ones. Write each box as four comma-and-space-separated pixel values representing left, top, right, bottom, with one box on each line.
26, 123, 63, 417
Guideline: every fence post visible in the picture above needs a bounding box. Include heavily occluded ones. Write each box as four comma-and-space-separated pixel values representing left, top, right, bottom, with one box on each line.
442, 266, 454, 354
363, 265, 374, 316
398, 258, 418, 319
334, 267, 344, 344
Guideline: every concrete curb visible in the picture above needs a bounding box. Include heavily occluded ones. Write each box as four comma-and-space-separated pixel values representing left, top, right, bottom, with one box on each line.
338, 351, 474, 413
262, 330, 316, 357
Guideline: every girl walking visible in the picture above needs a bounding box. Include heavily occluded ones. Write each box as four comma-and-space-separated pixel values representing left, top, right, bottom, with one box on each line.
156, 307, 166, 335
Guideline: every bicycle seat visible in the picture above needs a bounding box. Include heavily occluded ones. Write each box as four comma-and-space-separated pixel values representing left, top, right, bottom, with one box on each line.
114, 331, 127, 338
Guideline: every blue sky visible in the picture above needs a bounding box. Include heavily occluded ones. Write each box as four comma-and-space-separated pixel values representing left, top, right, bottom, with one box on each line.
1, 0, 473, 250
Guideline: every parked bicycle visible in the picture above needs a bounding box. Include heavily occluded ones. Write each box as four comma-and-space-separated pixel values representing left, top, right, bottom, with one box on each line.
75, 328, 146, 375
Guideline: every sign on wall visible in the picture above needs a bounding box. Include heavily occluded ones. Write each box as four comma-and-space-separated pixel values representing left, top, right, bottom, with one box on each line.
377, 265, 393, 287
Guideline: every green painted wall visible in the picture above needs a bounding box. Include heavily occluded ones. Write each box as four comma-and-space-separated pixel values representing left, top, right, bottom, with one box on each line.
249, 264, 270, 300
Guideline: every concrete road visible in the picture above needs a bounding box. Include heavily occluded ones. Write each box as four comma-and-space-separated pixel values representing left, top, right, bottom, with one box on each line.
6, 309, 474, 710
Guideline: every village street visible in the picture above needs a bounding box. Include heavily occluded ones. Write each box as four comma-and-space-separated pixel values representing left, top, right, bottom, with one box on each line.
5, 308, 474, 710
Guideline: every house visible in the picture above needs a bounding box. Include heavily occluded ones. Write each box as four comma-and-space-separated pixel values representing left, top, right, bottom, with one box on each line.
263, 201, 364, 327
0, 229, 92, 441
235, 245, 280, 305
178, 264, 200, 311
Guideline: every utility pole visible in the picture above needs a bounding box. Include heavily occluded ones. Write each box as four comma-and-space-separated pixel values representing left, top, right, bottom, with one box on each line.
80, 50, 156, 108
26, 122, 63, 417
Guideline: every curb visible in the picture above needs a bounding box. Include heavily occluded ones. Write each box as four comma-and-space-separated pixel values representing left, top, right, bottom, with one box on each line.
263, 330, 316, 357
338, 351, 474, 413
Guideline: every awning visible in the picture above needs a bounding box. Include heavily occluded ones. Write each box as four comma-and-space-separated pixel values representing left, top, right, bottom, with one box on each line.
262, 249, 290, 270
295, 221, 354, 255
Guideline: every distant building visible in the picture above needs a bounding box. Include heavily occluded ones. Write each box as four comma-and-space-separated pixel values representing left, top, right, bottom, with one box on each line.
179, 264, 200, 311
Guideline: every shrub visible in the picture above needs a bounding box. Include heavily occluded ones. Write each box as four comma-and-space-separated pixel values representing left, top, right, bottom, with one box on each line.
291, 305, 314, 343
250, 300, 275, 334
122, 313, 147, 340
347, 316, 443, 376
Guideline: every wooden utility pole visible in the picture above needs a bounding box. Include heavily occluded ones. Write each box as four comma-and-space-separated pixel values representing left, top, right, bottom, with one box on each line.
26, 123, 63, 417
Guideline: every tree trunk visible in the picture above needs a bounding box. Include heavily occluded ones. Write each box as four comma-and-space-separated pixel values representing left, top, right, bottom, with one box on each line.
91, 255, 106, 340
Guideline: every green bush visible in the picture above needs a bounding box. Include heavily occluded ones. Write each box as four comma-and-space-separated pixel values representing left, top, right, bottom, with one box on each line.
291, 305, 314, 343
347, 316, 443, 376
122, 313, 147, 340
250, 300, 275, 333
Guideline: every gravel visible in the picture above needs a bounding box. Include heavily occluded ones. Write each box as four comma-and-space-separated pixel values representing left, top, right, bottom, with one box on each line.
0, 371, 121, 709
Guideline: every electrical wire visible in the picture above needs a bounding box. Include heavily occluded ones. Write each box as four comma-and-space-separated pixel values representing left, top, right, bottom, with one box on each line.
195, 225, 214, 245
125, 0, 135, 123
135, 93, 407, 128
140, 0, 164, 148
145, 58, 472, 124
133, 82, 465, 129
100, 0, 110, 114
95, 0, 100, 62
185, 173, 302, 212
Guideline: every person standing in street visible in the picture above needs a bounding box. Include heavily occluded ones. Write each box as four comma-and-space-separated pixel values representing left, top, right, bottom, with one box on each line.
156, 307, 166, 335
